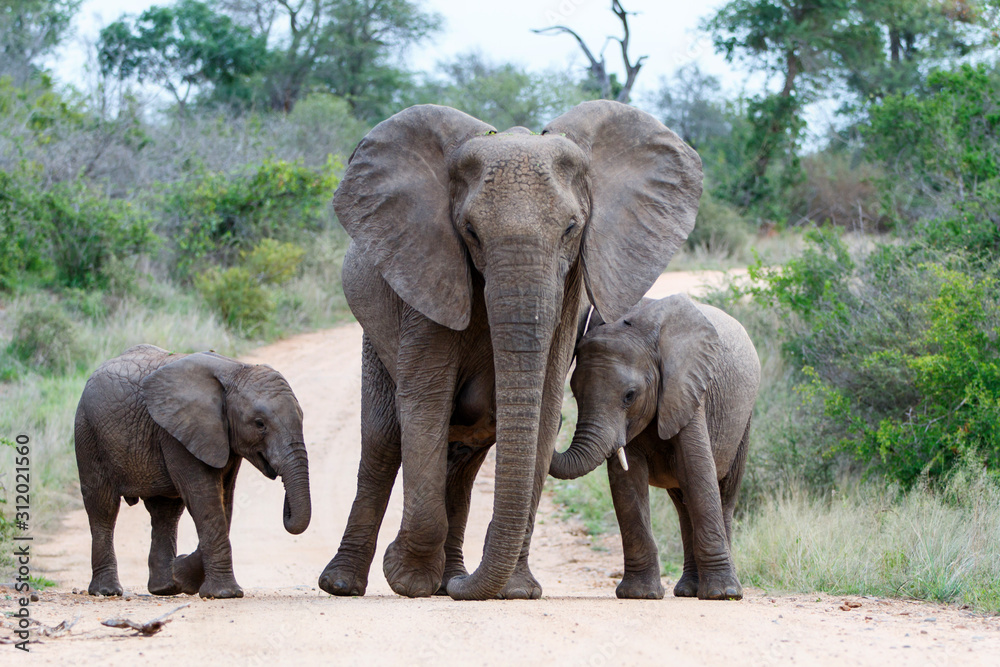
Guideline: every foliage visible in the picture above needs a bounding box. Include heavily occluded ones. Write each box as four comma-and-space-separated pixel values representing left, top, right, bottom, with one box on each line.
170, 157, 339, 277
648, 64, 730, 151
0, 168, 157, 290
413, 52, 586, 129
865, 63, 1000, 226
5, 299, 79, 375
195, 238, 305, 334
0, 0, 81, 85
98, 0, 268, 111
686, 191, 753, 257
746, 230, 1000, 486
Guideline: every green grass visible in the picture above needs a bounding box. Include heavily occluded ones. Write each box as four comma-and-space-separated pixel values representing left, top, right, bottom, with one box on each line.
735, 464, 1000, 613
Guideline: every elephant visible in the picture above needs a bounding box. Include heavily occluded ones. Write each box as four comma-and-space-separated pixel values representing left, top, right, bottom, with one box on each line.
550, 294, 760, 600
318, 100, 702, 600
74, 344, 311, 599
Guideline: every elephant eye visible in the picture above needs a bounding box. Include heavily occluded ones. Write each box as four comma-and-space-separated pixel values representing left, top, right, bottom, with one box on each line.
623, 389, 637, 408
254, 418, 265, 430
562, 222, 577, 239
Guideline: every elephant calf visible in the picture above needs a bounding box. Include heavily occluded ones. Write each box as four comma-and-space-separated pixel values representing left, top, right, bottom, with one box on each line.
551, 295, 759, 600
74, 344, 311, 599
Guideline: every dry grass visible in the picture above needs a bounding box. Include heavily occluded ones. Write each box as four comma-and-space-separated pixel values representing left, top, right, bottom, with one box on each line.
735, 467, 1000, 613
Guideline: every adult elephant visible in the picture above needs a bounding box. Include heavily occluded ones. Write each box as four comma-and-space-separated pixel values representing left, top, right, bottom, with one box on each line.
319, 101, 702, 600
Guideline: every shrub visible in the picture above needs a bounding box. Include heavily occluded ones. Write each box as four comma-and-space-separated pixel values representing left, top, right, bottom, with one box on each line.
244, 238, 305, 285
5, 301, 80, 374
745, 230, 1000, 486
171, 157, 339, 278
686, 192, 752, 257
789, 153, 885, 231
195, 239, 305, 335
195, 265, 274, 336
0, 169, 156, 290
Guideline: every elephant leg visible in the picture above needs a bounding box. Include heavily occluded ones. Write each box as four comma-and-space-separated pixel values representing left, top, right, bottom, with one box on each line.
609, 451, 664, 600
320, 337, 401, 597
82, 482, 123, 596
144, 496, 184, 595
675, 409, 741, 600
163, 447, 241, 599
382, 364, 456, 599
173, 461, 240, 595
667, 488, 699, 598
436, 443, 491, 595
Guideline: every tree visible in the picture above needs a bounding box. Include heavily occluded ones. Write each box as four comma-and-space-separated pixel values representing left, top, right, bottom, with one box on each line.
533, 0, 646, 103
98, 0, 268, 112
221, 0, 441, 118
649, 64, 730, 150
705, 0, 852, 207
413, 52, 585, 130
834, 0, 991, 106
0, 0, 80, 85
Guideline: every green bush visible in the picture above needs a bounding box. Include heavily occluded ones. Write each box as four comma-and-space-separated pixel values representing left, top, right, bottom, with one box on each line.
686, 192, 752, 257
171, 157, 339, 277
5, 300, 80, 375
195, 239, 306, 334
244, 238, 305, 285
196, 265, 274, 335
0, 169, 156, 290
745, 230, 1000, 486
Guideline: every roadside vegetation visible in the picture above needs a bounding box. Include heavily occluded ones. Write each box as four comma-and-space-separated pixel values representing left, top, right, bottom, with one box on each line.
2, 0, 999, 613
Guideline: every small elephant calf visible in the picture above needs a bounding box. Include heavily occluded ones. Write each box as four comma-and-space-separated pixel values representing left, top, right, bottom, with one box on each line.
551, 294, 760, 600
75, 344, 311, 599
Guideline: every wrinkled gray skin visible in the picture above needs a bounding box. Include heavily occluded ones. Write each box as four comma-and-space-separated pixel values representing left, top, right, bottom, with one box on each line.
319, 101, 702, 600
74, 344, 311, 599
551, 295, 760, 600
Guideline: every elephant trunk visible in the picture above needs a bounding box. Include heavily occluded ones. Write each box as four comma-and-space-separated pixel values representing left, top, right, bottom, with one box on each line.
275, 445, 311, 535
549, 423, 611, 480
447, 254, 558, 601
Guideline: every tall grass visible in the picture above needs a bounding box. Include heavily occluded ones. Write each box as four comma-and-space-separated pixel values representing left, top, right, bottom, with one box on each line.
735, 462, 1000, 613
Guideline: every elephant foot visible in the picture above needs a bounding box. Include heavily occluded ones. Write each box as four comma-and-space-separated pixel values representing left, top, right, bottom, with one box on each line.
88, 571, 123, 597
435, 566, 470, 596
172, 552, 206, 596
616, 568, 665, 600
672, 570, 699, 598
697, 570, 742, 600
383, 539, 444, 598
318, 557, 369, 597
199, 579, 244, 599
498, 564, 542, 600
148, 574, 181, 596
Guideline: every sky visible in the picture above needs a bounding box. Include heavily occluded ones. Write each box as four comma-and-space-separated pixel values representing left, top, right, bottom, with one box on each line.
49, 0, 743, 106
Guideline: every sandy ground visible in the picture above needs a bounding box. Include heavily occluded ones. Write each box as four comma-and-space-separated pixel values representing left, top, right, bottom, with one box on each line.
5, 269, 999, 665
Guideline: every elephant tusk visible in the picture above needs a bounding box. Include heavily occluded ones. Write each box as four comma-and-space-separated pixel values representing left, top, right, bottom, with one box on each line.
617, 447, 629, 471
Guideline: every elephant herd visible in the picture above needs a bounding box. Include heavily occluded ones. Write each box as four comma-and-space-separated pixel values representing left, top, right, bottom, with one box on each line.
73, 101, 760, 603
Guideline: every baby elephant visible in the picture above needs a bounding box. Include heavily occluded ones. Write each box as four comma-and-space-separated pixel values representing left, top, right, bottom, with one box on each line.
75, 344, 311, 599
551, 294, 759, 600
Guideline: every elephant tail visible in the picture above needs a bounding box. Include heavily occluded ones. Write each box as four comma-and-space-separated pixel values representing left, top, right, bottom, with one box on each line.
719, 414, 752, 508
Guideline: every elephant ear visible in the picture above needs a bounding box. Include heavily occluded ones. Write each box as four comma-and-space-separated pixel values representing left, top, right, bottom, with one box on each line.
653, 294, 722, 440
333, 105, 497, 331
544, 100, 703, 323
140, 352, 242, 468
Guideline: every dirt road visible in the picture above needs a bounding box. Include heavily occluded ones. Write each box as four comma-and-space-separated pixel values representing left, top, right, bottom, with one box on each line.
6, 270, 999, 665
